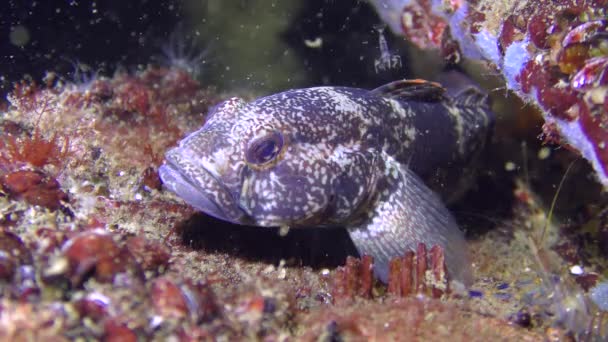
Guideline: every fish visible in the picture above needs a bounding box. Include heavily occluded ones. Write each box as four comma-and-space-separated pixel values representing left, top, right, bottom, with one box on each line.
159, 79, 493, 283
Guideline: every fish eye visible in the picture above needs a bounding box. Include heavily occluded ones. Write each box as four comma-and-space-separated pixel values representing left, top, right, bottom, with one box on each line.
246, 131, 284, 165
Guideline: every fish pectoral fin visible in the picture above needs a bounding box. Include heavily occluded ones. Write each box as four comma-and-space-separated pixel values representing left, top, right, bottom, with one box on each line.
346, 158, 472, 285
370, 79, 446, 102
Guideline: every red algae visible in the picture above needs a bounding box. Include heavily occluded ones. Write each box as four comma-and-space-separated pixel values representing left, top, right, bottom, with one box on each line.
0, 128, 70, 170
1, 170, 68, 211
528, 14, 553, 49
498, 16, 525, 53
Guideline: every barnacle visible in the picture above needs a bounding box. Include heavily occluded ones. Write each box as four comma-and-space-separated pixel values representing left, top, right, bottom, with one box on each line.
368, 0, 608, 187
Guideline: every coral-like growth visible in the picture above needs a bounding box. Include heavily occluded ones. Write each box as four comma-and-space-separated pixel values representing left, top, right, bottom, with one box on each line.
388, 243, 450, 299
330, 255, 374, 302
369, 0, 608, 188
330, 244, 450, 302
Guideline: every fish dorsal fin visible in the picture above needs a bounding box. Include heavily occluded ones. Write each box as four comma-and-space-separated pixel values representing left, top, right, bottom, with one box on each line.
453, 86, 490, 109
370, 79, 446, 102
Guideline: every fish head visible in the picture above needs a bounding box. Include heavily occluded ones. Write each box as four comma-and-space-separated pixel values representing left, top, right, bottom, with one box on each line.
159, 93, 361, 227
159, 97, 250, 224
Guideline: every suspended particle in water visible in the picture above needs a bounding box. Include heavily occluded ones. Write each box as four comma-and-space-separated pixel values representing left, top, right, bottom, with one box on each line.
304, 37, 323, 49
538, 147, 551, 160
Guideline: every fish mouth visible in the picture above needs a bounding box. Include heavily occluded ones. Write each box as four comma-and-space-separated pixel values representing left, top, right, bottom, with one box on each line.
159, 149, 248, 225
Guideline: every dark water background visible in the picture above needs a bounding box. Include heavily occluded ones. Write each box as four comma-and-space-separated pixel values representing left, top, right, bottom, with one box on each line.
0, 0, 409, 96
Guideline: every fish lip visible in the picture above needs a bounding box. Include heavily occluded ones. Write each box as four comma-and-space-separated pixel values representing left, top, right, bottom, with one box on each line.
159, 151, 247, 224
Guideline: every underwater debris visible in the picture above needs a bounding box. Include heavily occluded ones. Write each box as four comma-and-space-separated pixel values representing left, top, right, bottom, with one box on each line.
368, 0, 608, 188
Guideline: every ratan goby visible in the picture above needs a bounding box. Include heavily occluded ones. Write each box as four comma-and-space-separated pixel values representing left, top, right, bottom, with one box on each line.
159, 79, 493, 283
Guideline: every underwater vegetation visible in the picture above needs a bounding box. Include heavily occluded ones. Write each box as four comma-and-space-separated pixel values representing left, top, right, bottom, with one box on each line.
0, 59, 563, 339
0, 61, 604, 340
369, 0, 608, 189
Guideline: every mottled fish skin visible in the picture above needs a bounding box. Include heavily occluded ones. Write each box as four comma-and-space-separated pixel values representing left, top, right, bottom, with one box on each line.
159, 79, 493, 283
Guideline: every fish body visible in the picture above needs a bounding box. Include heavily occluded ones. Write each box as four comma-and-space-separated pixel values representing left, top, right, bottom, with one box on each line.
159, 79, 493, 283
